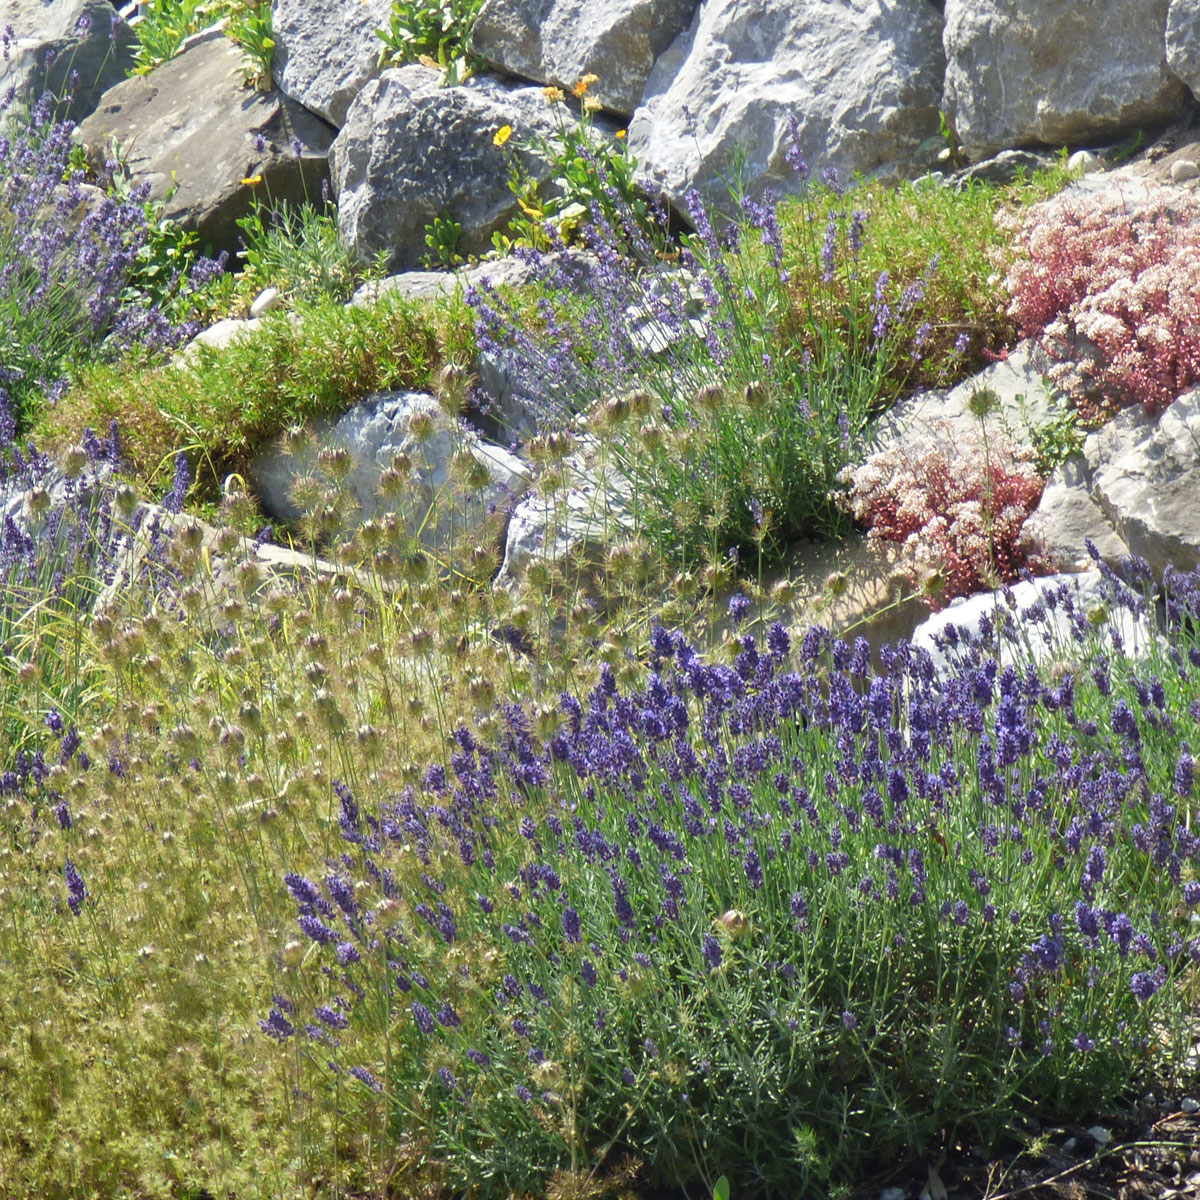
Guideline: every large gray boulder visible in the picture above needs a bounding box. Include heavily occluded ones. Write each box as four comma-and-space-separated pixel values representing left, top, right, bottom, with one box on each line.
469, 0, 698, 118
628, 0, 944, 214
1024, 388, 1200, 581
0, 0, 138, 124
331, 65, 570, 270
1168, 0, 1200, 102
75, 31, 335, 257
943, 0, 1188, 161
271, 0, 393, 128
250, 391, 532, 551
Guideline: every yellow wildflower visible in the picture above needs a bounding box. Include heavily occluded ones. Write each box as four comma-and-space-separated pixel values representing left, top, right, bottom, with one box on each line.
543, 86, 565, 104
583, 96, 601, 113
241, 173, 263, 186
572, 73, 599, 97
493, 124, 513, 147
615, 129, 626, 140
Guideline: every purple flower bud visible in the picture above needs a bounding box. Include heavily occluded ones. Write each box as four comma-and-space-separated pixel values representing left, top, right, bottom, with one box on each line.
411, 1002, 436, 1034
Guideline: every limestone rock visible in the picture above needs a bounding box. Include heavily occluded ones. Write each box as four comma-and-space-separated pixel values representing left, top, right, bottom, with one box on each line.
331, 65, 572, 270
867, 340, 1064, 462
75, 32, 335, 257
0, 0, 138, 124
629, 0, 945, 214
271, 0, 393, 127
943, 0, 1187, 162
1020, 457, 1130, 573
1087, 388, 1200, 579
954, 149, 1053, 188
469, 0, 698, 117
1067, 149, 1101, 173
1167, 0, 1200, 102
1172, 158, 1200, 182
250, 391, 532, 551
1023, 388, 1200, 581
496, 437, 633, 589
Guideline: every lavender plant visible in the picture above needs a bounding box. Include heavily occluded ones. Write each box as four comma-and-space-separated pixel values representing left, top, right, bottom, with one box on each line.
469, 135, 937, 571
0, 415, 187, 757
0, 91, 216, 433
270, 555, 1200, 1197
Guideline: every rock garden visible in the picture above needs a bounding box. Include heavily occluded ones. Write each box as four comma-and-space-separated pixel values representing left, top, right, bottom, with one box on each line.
5, 1, 1200, 1198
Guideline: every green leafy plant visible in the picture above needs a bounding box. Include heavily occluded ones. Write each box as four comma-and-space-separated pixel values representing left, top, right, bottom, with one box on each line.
130, 0, 247, 74
494, 83, 662, 256
424, 211, 464, 268
377, 0, 485, 86
227, 0, 274, 89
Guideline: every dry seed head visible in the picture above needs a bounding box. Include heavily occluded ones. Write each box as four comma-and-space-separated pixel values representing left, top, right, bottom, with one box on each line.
282, 425, 309, 457
178, 521, 205, 551
24, 486, 50, 518
694, 383, 723, 413
437, 363, 468, 415
61, 445, 88, 478
771, 578, 796, 604
742, 379, 768, 408
408, 408, 437, 441
624, 388, 652, 417
114, 483, 138, 518
637, 422, 665, 451
317, 445, 354, 481
824, 571, 848, 597
215, 527, 241, 555
234, 558, 262, 595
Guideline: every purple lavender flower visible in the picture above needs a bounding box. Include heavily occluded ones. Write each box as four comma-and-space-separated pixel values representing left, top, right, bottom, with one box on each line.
64, 859, 86, 915
841, 1010, 858, 1031
728, 592, 751, 625
412, 1002, 436, 1034
702, 934, 723, 970
350, 1065, 383, 1092
260, 1007, 295, 1041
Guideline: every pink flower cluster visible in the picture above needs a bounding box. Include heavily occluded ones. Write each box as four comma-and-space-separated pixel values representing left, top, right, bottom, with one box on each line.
1002, 184, 1200, 419
845, 422, 1044, 608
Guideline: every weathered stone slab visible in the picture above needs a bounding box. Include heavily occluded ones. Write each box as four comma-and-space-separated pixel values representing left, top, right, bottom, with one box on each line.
470, 0, 698, 117
75, 31, 335, 256
0, 0, 138, 123
629, 0, 945, 214
271, 0, 393, 127
331, 65, 572, 270
250, 390, 531, 550
943, 0, 1187, 161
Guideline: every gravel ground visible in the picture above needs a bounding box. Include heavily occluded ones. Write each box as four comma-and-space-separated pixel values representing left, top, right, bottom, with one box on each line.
847, 1094, 1200, 1200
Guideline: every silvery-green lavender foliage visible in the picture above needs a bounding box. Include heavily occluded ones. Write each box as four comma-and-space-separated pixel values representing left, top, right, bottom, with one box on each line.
468, 126, 933, 568
271, 552, 1200, 1196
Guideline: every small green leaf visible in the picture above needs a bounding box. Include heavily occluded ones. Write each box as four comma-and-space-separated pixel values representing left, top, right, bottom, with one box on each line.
713, 1176, 730, 1200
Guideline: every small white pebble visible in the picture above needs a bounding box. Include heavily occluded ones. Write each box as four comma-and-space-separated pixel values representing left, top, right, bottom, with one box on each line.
879, 1188, 907, 1200
249, 286, 282, 318
1061, 1137, 1077, 1152
1182, 1097, 1199, 1112
1087, 1125, 1112, 1146
1172, 159, 1200, 183
1067, 149, 1099, 173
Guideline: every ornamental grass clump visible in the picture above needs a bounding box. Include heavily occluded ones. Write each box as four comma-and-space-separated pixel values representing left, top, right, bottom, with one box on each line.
1002, 184, 1200, 420
271, 559, 1200, 1198
468, 131, 941, 572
